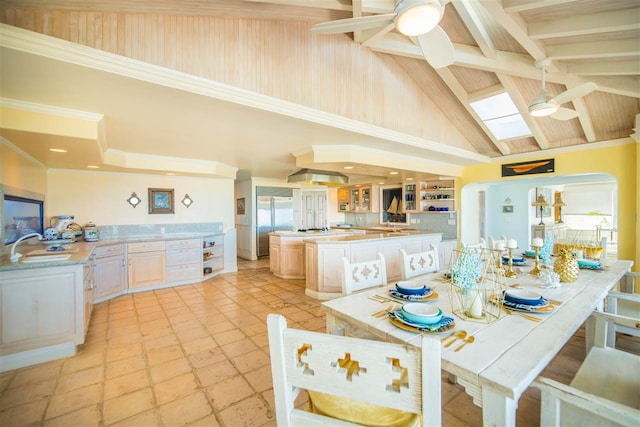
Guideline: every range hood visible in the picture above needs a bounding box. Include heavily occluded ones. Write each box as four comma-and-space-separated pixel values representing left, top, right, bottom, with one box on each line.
287, 168, 349, 186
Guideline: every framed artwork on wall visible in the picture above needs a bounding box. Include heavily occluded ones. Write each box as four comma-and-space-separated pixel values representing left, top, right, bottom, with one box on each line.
237, 198, 246, 215
148, 188, 175, 214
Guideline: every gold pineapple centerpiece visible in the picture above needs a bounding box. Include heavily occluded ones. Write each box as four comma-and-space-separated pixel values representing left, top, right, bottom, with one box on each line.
553, 246, 579, 282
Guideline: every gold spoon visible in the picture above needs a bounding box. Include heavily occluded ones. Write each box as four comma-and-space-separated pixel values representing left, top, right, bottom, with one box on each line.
443, 330, 467, 348
454, 335, 475, 352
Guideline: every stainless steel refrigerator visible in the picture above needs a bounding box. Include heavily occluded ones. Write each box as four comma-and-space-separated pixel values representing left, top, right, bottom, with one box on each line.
256, 195, 294, 257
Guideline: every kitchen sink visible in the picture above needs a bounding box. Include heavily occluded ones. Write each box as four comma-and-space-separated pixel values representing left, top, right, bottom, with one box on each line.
22, 254, 72, 263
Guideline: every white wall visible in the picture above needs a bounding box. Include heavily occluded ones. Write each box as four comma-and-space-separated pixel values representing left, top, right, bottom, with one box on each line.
46, 169, 234, 230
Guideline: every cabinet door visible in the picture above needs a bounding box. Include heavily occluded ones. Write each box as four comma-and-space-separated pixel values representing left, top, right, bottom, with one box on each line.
1, 267, 80, 348
95, 255, 126, 299
282, 245, 305, 277
351, 188, 361, 211
128, 252, 166, 289
314, 192, 327, 228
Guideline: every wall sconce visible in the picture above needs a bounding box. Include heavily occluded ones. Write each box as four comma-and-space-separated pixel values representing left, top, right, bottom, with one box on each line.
127, 192, 142, 208
181, 194, 194, 208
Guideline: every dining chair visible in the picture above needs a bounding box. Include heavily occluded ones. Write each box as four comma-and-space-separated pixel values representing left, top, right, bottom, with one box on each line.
605, 272, 640, 351
400, 245, 439, 280
267, 313, 442, 427
534, 310, 640, 426
488, 235, 506, 251
463, 238, 487, 252
341, 252, 387, 296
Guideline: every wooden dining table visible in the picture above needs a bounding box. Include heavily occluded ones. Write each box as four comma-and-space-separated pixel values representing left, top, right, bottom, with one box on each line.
321, 259, 633, 426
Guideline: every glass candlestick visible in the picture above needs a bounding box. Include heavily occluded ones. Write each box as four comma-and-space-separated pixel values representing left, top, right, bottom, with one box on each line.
530, 245, 542, 276
505, 247, 518, 278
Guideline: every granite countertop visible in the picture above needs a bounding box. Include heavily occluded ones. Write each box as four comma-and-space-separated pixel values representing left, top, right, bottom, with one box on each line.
271, 229, 360, 237
0, 232, 223, 272
303, 230, 442, 243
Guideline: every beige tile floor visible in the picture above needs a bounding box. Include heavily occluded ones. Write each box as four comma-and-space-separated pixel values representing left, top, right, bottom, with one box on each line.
0, 258, 590, 426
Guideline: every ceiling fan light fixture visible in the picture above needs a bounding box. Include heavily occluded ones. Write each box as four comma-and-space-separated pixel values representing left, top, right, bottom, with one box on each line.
528, 90, 559, 117
395, 0, 443, 36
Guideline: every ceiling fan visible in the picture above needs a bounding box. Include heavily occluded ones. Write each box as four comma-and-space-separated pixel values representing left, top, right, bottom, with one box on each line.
310, 0, 455, 69
528, 58, 597, 121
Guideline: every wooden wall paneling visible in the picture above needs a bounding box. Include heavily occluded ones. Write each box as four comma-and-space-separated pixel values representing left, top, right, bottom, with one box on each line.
0, 7, 482, 152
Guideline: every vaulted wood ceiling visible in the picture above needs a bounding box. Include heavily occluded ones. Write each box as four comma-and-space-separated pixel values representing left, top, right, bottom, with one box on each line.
0, 0, 638, 181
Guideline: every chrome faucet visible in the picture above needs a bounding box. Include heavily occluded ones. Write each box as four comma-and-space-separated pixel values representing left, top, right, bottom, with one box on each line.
10, 232, 43, 262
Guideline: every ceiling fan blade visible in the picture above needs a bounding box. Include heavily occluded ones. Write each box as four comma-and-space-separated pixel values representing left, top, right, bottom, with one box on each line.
552, 82, 597, 105
550, 107, 579, 121
310, 14, 396, 35
416, 26, 455, 69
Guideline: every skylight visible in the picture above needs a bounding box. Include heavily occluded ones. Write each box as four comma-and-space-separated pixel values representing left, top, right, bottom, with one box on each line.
470, 92, 532, 140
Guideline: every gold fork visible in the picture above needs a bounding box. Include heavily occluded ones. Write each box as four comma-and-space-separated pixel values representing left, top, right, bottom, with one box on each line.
372, 304, 397, 318
502, 306, 541, 322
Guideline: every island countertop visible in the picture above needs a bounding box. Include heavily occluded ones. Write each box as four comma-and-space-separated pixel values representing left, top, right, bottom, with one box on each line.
302, 230, 442, 243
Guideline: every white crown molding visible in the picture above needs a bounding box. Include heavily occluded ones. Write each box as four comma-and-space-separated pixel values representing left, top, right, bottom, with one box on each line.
0, 23, 489, 166
494, 137, 635, 163
0, 97, 104, 121
0, 136, 47, 169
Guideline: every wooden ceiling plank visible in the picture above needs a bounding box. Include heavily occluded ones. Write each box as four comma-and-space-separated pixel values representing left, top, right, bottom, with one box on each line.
528, 9, 640, 39
451, 0, 497, 59
568, 95, 597, 142
496, 73, 549, 149
435, 67, 511, 155
503, 0, 580, 14
243, 0, 352, 11
566, 61, 640, 77
547, 39, 640, 60
479, 0, 555, 71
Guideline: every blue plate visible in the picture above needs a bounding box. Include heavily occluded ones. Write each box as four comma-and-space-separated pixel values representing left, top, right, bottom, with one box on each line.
504, 290, 547, 306
396, 281, 427, 295
388, 310, 455, 333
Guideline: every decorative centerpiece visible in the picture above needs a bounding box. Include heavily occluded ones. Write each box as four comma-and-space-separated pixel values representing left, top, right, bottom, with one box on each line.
530, 237, 544, 276
539, 232, 553, 264
553, 246, 579, 282
449, 249, 505, 323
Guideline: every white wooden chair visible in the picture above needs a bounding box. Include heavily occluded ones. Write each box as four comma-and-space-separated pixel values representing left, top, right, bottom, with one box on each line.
534, 310, 640, 426
488, 235, 506, 251
267, 313, 441, 427
341, 252, 387, 296
400, 245, 439, 280
462, 238, 486, 252
606, 272, 640, 350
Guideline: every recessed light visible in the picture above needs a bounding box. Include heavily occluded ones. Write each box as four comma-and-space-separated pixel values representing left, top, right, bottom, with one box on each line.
49, 148, 67, 153
87, 165, 99, 169
406, 177, 414, 181
378, 181, 385, 185
166, 172, 175, 176
343, 166, 354, 170
389, 171, 399, 175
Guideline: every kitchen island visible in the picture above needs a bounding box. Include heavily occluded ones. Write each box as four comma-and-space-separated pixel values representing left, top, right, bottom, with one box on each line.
304, 231, 443, 300
269, 229, 365, 279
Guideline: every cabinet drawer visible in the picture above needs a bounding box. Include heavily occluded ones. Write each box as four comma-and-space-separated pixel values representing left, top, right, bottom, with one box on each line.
166, 248, 201, 266
95, 244, 125, 258
165, 239, 201, 250
128, 241, 165, 253
166, 263, 201, 283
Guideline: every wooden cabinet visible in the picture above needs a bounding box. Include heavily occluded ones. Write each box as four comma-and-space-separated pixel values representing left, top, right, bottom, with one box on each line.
0, 265, 85, 369
419, 179, 455, 213
166, 239, 202, 283
128, 241, 166, 290
348, 185, 379, 212
203, 235, 224, 278
94, 244, 126, 301
404, 183, 418, 212
270, 234, 305, 279
337, 187, 350, 212
83, 257, 95, 336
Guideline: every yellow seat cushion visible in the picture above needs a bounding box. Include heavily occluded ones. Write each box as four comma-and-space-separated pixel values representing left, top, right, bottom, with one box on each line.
308, 390, 421, 427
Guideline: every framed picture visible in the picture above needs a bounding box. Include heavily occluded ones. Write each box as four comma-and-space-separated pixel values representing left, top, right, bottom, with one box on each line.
148, 188, 175, 214
502, 205, 514, 213
236, 198, 246, 215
